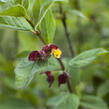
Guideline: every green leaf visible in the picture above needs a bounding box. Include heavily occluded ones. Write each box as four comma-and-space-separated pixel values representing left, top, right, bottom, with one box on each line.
23, 0, 29, 9
41, 9, 56, 44
0, 0, 22, 10
34, 0, 63, 30
15, 58, 35, 88
66, 94, 80, 109
69, 48, 108, 68
32, 0, 41, 24
6, 0, 22, 6
47, 93, 68, 107
0, 97, 34, 109
35, 0, 54, 30
15, 56, 60, 88
71, 10, 88, 20
97, 80, 109, 98
80, 95, 108, 109
0, 16, 33, 31
47, 93, 80, 109
68, 67, 80, 88
0, 5, 27, 17
63, 58, 80, 88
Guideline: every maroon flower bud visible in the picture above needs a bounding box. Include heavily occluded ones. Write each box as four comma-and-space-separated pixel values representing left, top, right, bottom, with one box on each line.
49, 44, 58, 50
58, 72, 70, 86
41, 71, 54, 87
28, 44, 59, 62
28, 51, 41, 61
42, 45, 51, 56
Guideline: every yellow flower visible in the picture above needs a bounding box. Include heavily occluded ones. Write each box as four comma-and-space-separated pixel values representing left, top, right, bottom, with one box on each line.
52, 48, 62, 58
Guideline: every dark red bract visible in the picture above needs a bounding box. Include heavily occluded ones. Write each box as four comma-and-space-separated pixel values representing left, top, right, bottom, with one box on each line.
28, 51, 41, 61
41, 44, 58, 56
41, 45, 51, 57
49, 44, 58, 50
47, 74, 54, 87
58, 72, 70, 86
40, 71, 54, 87
28, 44, 59, 62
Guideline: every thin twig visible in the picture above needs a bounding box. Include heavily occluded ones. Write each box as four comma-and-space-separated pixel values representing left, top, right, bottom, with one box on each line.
74, 0, 83, 53
34, 31, 47, 45
57, 58, 65, 71
59, 5, 75, 57
67, 79, 73, 93
25, 17, 47, 45
57, 58, 73, 93
25, 17, 35, 29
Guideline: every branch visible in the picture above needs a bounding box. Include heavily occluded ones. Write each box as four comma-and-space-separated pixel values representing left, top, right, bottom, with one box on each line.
25, 17, 35, 29
34, 31, 47, 45
57, 58, 73, 93
59, 5, 75, 57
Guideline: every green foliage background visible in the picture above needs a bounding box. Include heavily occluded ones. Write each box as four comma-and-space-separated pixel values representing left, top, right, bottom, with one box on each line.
0, 0, 109, 109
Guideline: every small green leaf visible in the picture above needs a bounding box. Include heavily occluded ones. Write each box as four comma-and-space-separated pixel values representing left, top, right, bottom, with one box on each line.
15, 57, 60, 88
47, 93, 80, 109
66, 94, 80, 109
0, 0, 22, 9
97, 80, 109, 98
0, 5, 27, 17
68, 67, 80, 88
0, 97, 34, 109
23, 0, 29, 9
34, 0, 63, 30
32, 0, 41, 24
80, 95, 108, 109
15, 58, 35, 88
41, 9, 56, 44
35, 0, 54, 30
47, 93, 68, 107
69, 48, 108, 68
6, 0, 22, 5
0, 16, 33, 31
71, 10, 88, 20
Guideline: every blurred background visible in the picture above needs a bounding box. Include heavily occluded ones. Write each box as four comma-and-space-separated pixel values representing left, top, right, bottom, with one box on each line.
0, 0, 109, 109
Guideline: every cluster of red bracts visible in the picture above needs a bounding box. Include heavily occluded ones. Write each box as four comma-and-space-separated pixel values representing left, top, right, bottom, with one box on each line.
28, 44, 70, 87
28, 44, 58, 62
40, 71, 70, 87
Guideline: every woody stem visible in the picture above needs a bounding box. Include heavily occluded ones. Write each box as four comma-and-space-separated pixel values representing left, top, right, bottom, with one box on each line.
59, 5, 75, 58
34, 31, 47, 45
25, 17, 47, 45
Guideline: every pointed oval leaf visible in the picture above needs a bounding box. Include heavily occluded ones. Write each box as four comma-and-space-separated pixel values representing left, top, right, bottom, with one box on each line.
0, 5, 27, 17
41, 9, 56, 44
15, 57, 60, 88
47, 94, 80, 109
69, 48, 108, 68
97, 80, 109, 98
34, 0, 64, 30
0, 97, 34, 109
0, 16, 33, 31
23, 0, 29, 9
80, 95, 108, 109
